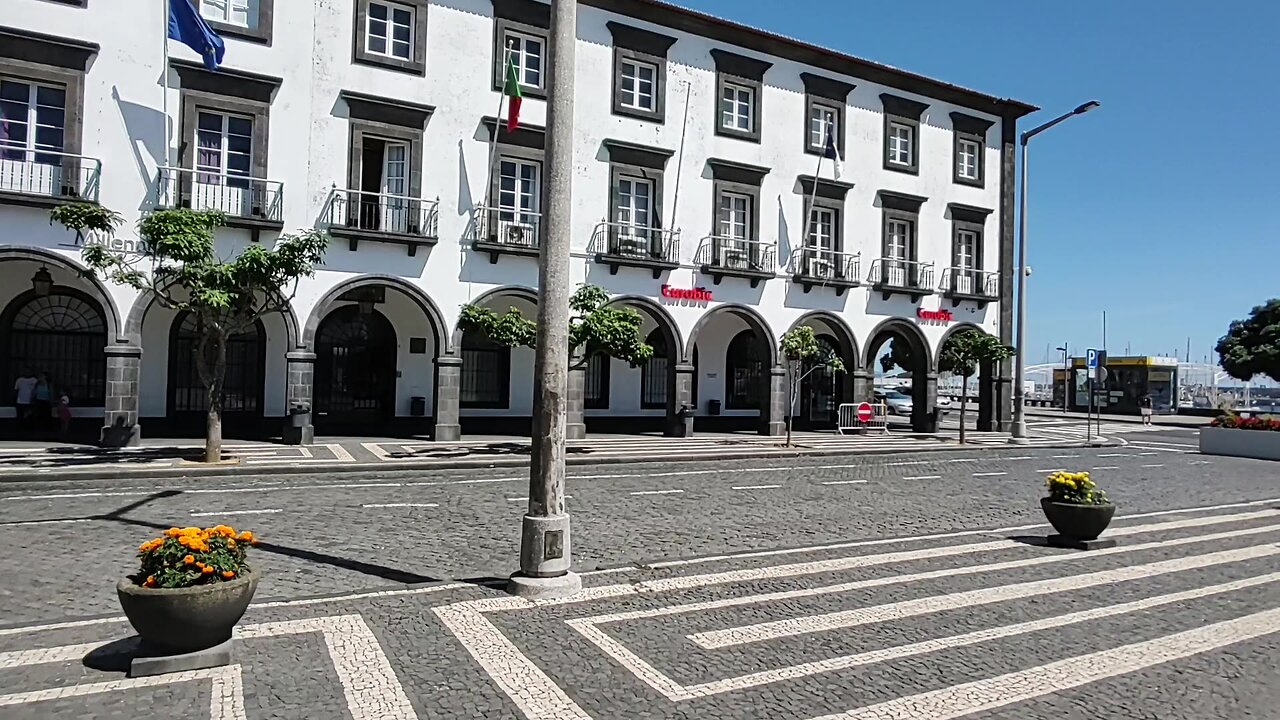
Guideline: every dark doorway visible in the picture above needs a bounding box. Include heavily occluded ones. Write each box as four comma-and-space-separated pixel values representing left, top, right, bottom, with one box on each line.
800, 334, 842, 429
166, 312, 266, 438
867, 327, 934, 433
314, 305, 397, 433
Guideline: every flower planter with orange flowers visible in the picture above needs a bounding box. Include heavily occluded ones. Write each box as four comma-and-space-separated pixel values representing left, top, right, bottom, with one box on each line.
117, 525, 260, 674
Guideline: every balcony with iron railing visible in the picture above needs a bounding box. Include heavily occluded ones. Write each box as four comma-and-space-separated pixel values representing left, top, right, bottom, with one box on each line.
696, 237, 776, 287
155, 166, 283, 240
0, 149, 101, 207
589, 222, 680, 278
470, 205, 542, 262
788, 247, 861, 296
940, 267, 1000, 307
322, 187, 439, 256
869, 257, 935, 301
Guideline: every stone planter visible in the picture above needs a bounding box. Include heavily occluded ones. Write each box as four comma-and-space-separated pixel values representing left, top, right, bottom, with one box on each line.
1199, 426, 1280, 461
116, 570, 259, 656
1040, 498, 1115, 541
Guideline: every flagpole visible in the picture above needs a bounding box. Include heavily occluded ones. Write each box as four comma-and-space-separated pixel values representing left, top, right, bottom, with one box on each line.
483, 41, 514, 217
802, 131, 826, 263
667, 79, 691, 233
162, 0, 171, 170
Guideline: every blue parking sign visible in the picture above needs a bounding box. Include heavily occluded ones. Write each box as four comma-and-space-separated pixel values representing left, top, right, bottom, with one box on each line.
1086, 349, 1099, 369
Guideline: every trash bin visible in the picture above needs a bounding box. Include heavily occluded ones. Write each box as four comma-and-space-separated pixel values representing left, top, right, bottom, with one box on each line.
708, 399, 722, 416
410, 396, 427, 417
288, 403, 311, 428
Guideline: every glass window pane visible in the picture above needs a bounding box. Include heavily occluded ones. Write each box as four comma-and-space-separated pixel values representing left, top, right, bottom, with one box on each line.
0, 81, 28, 102
369, 2, 387, 20
393, 23, 410, 42
392, 7, 411, 24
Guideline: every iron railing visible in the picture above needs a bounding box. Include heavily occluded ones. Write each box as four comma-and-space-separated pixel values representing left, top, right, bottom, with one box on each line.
471, 205, 542, 251
0, 149, 101, 202
789, 246, 860, 282
589, 221, 680, 263
155, 166, 283, 222
869, 257, 934, 289
695, 236, 776, 273
323, 187, 438, 238
940, 267, 999, 297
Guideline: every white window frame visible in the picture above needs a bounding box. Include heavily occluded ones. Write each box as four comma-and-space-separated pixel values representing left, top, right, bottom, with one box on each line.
615, 175, 654, 231
497, 157, 540, 222
957, 137, 980, 181
808, 102, 838, 151
194, 110, 253, 187
807, 206, 836, 250
956, 229, 979, 270
717, 191, 751, 241
0, 77, 65, 162
365, 1, 415, 61
886, 218, 913, 260
502, 29, 545, 90
888, 121, 914, 167
720, 81, 754, 133
618, 57, 657, 112
200, 0, 255, 29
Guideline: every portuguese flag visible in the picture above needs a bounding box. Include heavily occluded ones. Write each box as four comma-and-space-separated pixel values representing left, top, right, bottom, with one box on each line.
503, 52, 522, 132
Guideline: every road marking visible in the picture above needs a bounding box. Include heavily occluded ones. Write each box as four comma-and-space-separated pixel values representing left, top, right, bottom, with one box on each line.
1050, 454, 1080, 459
803, 606, 1280, 720
1035, 468, 1065, 473
972, 472, 1007, 477
629, 489, 685, 496
1131, 440, 1198, 448
361, 503, 438, 509
1004, 456, 1037, 461
902, 475, 941, 481
945, 458, 978, 463
1142, 464, 1165, 468
690, 543, 1279, 649
1097, 453, 1136, 457
189, 509, 282, 517
820, 480, 868, 486
570, 572, 1280, 701
0, 518, 98, 527
327, 443, 356, 463
0, 665, 244, 717
1138, 452, 1161, 456
507, 496, 572, 502
885, 460, 930, 466
731, 484, 782, 490
1091, 466, 1120, 470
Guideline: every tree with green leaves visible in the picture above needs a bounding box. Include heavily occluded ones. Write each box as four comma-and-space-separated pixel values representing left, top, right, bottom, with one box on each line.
1216, 299, 1280, 383
938, 329, 1014, 444
781, 326, 846, 447
458, 284, 653, 372
50, 203, 327, 462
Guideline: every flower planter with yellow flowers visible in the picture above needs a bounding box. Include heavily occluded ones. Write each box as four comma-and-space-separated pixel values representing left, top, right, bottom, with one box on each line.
118, 525, 260, 673
1041, 471, 1116, 547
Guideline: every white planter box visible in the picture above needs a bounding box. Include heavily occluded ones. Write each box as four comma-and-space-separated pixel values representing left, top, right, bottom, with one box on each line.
1198, 426, 1280, 461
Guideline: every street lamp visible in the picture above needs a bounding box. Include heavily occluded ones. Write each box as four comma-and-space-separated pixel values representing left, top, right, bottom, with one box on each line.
31, 267, 53, 297
1010, 100, 1100, 444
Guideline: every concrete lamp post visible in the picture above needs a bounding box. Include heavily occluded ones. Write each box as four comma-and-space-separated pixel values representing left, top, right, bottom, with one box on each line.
1009, 100, 1100, 444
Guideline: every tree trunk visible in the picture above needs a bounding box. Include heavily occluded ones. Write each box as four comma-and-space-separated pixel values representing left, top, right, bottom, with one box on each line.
959, 372, 970, 444
195, 327, 228, 463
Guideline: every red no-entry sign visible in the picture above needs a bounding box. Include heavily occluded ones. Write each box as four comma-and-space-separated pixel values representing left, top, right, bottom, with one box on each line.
856, 402, 874, 423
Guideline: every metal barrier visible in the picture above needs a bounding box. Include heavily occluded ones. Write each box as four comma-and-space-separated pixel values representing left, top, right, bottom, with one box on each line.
837, 402, 890, 435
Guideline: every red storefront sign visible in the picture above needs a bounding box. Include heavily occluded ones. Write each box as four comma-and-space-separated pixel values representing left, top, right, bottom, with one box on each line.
916, 307, 954, 323
661, 285, 713, 302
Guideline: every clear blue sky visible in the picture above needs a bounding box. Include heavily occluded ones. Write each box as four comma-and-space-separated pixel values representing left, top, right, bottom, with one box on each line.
682, 0, 1280, 366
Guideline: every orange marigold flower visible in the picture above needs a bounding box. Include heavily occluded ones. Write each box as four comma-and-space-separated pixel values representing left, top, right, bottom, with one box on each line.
221, 570, 235, 579
202, 565, 214, 575
182, 554, 195, 565
227, 539, 237, 549
212, 525, 236, 538
164, 527, 182, 538
143, 576, 156, 587
237, 531, 255, 543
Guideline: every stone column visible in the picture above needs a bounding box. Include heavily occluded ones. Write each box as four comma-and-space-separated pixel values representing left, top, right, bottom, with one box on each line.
912, 372, 940, 434
851, 370, 875, 404
666, 363, 696, 437
995, 361, 1014, 431
977, 359, 995, 431
433, 355, 462, 441
761, 365, 787, 436
566, 354, 586, 440
101, 344, 141, 447
282, 350, 315, 446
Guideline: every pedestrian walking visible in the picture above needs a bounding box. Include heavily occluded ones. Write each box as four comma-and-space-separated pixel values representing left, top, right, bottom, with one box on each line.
34, 372, 53, 433
56, 389, 73, 439
1139, 393, 1153, 426
12, 369, 37, 431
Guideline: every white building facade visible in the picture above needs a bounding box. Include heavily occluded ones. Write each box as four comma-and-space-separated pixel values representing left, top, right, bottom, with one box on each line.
0, 0, 1035, 445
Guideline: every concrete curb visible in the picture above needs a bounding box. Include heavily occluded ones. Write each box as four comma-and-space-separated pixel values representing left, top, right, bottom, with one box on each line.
0, 437, 1125, 485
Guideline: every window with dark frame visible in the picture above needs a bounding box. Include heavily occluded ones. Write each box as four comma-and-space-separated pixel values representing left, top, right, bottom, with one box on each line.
725, 330, 762, 410
584, 352, 610, 409
709, 49, 771, 143
194, 110, 252, 187
950, 112, 994, 187
800, 73, 853, 157
947, 202, 994, 295
880, 93, 928, 175
607, 22, 675, 122
492, 0, 550, 100
641, 329, 667, 409
354, 0, 427, 75
0, 77, 66, 163
502, 28, 544, 91
460, 329, 509, 408
199, 0, 273, 43
1, 289, 106, 407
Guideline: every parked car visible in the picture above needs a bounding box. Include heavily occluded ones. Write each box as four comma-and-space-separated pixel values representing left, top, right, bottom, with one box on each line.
874, 389, 914, 416
936, 396, 953, 412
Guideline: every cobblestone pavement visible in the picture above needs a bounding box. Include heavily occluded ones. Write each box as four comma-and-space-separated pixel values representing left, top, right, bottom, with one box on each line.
2, 495, 1277, 719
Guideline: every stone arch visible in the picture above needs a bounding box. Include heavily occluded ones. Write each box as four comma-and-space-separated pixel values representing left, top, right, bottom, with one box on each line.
786, 310, 861, 372
934, 322, 994, 367
865, 317, 938, 433
0, 246, 124, 343
454, 284, 539, 350
126, 288, 301, 351
604, 294, 683, 357
304, 274, 450, 355
863, 317, 931, 372
935, 322, 1002, 432
683, 303, 779, 367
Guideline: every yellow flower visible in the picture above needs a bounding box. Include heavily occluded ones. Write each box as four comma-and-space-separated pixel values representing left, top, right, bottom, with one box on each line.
183, 554, 195, 565
202, 565, 214, 575
221, 570, 236, 579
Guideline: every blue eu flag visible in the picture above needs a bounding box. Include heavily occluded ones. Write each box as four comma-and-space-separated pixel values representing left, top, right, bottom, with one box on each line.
168, 0, 225, 71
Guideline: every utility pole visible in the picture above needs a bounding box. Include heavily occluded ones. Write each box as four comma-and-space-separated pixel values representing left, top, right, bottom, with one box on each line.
508, 0, 581, 599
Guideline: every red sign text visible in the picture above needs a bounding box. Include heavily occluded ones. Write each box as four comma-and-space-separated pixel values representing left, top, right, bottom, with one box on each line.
916, 308, 954, 323
661, 285, 713, 302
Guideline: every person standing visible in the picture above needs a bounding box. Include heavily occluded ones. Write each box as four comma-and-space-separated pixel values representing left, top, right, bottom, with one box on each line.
12, 370, 37, 432
33, 372, 53, 433
55, 388, 73, 439
1139, 393, 1154, 426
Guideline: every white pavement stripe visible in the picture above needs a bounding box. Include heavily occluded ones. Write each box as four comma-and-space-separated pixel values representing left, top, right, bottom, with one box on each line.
1092, 466, 1120, 470
805, 606, 1280, 720
945, 458, 978, 463
1036, 468, 1066, 473
507, 496, 573, 502
645, 499, 1280, 569
902, 475, 941, 481
732, 484, 783, 490
567, 516, 1280, 630
361, 502, 439, 508
190, 509, 283, 517
972, 472, 1007, 477
1051, 454, 1081, 458
1143, 464, 1166, 468
689, 543, 1280, 649
573, 571, 1280, 702
0, 665, 245, 719
434, 605, 592, 720
820, 480, 868, 486
0, 518, 97, 527
327, 443, 356, 463
629, 489, 685, 496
